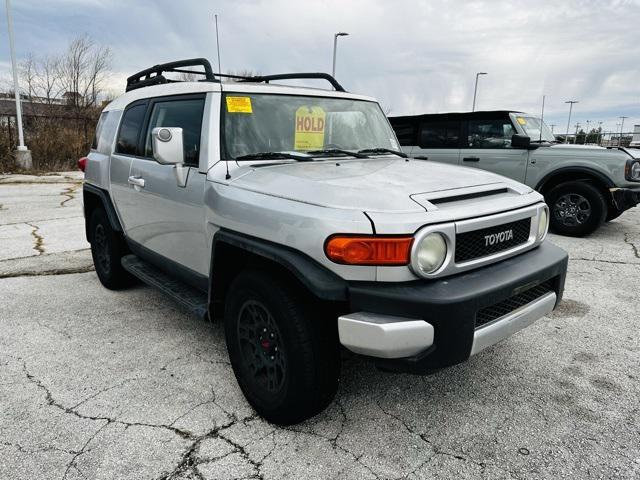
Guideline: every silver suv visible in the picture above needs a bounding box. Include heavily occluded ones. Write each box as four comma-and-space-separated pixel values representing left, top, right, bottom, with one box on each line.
82, 59, 568, 424
389, 111, 640, 237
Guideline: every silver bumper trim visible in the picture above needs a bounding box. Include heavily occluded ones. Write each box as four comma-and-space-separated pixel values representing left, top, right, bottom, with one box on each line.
338, 312, 434, 359
471, 291, 557, 356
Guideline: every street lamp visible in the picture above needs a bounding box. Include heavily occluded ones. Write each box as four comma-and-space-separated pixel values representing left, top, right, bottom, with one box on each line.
619, 116, 629, 147
564, 100, 578, 144
4, 0, 31, 169
584, 120, 590, 144
332, 32, 349, 77
472, 72, 487, 112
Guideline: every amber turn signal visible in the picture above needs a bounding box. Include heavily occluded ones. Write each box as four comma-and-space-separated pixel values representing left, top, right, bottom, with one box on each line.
325, 235, 413, 266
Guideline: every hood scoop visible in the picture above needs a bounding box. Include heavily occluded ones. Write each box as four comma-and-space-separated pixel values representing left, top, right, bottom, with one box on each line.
411, 183, 530, 211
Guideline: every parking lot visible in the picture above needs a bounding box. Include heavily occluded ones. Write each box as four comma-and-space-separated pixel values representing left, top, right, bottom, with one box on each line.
1, 175, 639, 480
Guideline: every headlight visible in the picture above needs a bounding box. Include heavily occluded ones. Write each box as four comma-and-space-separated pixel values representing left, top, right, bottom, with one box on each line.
538, 206, 549, 241
415, 232, 447, 274
630, 161, 640, 181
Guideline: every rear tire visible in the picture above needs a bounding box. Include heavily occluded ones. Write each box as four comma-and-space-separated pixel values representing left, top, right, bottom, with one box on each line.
89, 208, 133, 289
546, 182, 607, 237
224, 270, 340, 425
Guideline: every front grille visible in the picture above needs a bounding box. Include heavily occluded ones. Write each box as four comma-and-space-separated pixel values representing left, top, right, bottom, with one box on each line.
455, 218, 531, 263
475, 280, 554, 329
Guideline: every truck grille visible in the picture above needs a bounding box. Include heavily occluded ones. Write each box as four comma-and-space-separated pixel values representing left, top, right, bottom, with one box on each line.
475, 280, 554, 329
455, 218, 531, 263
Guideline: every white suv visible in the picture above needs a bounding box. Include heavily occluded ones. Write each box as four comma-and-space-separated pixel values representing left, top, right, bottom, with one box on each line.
82, 59, 568, 424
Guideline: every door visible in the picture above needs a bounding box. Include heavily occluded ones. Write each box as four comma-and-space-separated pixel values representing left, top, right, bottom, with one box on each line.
109, 101, 147, 230
461, 117, 529, 183
413, 119, 461, 165
123, 94, 210, 276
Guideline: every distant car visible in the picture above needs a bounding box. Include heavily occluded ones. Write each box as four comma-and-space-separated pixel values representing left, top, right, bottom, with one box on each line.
389, 111, 640, 236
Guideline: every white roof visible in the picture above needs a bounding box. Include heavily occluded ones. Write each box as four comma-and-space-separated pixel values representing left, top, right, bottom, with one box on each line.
104, 80, 376, 111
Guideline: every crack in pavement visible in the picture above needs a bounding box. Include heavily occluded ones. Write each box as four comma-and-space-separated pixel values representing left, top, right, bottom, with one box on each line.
60, 182, 82, 207
624, 233, 640, 259
25, 222, 45, 254
0, 265, 95, 279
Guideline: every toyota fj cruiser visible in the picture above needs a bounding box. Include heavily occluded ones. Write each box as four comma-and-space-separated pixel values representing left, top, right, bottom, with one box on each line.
389, 111, 640, 237
82, 59, 568, 425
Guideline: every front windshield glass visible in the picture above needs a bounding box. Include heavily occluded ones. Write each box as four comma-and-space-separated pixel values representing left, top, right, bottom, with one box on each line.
515, 115, 556, 142
222, 93, 399, 159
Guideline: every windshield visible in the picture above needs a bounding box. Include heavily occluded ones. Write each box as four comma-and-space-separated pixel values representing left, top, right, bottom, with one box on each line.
514, 115, 556, 142
222, 93, 399, 159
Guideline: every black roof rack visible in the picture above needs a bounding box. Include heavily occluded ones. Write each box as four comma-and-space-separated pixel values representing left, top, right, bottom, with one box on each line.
126, 58, 346, 92
238, 73, 345, 92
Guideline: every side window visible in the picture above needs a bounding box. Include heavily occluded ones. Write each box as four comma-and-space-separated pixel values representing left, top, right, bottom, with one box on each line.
115, 104, 146, 155
94, 111, 120, 155
144, 98, 205, 166
91, 112, 106, 149
390, 118, 418, 146
467, 119, 516, 149
419, 121, 460, 148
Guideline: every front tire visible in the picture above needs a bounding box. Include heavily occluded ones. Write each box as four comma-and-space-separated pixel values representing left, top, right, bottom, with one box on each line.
89, 208, 133, 289
546, 182, 607, 237
224, 270, 340, 425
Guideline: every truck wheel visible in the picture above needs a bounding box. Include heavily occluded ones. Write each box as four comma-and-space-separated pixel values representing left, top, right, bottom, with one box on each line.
89, 208, 133, 289
546, 182, 607, 237
224, 270, 340, 425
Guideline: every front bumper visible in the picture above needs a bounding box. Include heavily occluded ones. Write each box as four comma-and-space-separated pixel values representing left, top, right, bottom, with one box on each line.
340, 242, 568, 374
611, 187, 640, 211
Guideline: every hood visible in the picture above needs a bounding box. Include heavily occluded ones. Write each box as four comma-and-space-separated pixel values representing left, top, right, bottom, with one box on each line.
227, 157, 530, 212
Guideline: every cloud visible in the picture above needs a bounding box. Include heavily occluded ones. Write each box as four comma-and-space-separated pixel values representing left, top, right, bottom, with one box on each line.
1, 0, 638, 132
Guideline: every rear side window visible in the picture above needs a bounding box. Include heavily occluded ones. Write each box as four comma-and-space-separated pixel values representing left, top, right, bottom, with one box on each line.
115, 104, 146, 155
419, 121, 460, 148
93, 111, 120, 155
144, 97, 205, 166
466, 119, 516, 149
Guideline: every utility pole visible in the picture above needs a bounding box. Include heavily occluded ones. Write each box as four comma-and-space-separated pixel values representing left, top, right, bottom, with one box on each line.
549, 124, 556, 134
472, 72, 487, 112
574, 123, 581, 144
5, 0, 31, 169
564, 100, 578, 144
619, 116, 628, 147
332, 32, 349, 78
597, 121, 603, 145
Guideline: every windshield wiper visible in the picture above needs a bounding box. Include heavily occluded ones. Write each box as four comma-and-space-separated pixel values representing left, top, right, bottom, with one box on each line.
306, 149, 370, 158
357, 148, 407, 158
235, 151, 312, 162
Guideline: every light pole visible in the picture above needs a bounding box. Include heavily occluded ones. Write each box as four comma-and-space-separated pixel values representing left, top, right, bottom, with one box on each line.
332, 32, 349, 77
4, 0, 31, 169
619, 116, 628, 146
584, 120, 590, 144
472, 72, 487, 112
564, 100, 578, 144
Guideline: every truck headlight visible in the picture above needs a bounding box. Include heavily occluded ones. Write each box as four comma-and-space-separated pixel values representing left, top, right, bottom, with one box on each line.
414, 232, 447, 274
538, 206, 549, 241
628, 160, 640, 181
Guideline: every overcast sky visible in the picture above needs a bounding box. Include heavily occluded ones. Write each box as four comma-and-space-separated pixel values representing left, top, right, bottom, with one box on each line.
1, 0, 639, 134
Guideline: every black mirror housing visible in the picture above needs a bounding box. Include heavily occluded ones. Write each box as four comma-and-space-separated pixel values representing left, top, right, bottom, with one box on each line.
511, 134, 532, 149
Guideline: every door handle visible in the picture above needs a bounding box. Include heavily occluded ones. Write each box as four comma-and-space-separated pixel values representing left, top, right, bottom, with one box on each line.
463, 157, 480, 162
128, 176, 145, 188
413, 155, 429, 160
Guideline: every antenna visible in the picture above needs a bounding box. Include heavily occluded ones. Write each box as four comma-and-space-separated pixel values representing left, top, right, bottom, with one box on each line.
214, 14, 222, 78
539, 95, 545, 142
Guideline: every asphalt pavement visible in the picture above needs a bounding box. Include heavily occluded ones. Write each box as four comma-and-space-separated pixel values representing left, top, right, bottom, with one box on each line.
1, 175, 639, 479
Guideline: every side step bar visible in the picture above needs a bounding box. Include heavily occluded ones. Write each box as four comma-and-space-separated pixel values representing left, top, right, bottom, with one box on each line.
121, 255, 208, 321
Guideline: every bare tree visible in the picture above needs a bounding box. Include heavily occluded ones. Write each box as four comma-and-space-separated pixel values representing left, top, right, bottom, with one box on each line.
57, 35, 111, 111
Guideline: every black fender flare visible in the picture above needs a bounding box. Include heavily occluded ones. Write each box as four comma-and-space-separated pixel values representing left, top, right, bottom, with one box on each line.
83, 183, 123, 240
535, 166, 615, 192
209, 229, 348, 303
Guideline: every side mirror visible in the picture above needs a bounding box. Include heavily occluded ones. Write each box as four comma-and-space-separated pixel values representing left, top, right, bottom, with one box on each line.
511, 134, 532, 149
152, 127, 188, 187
